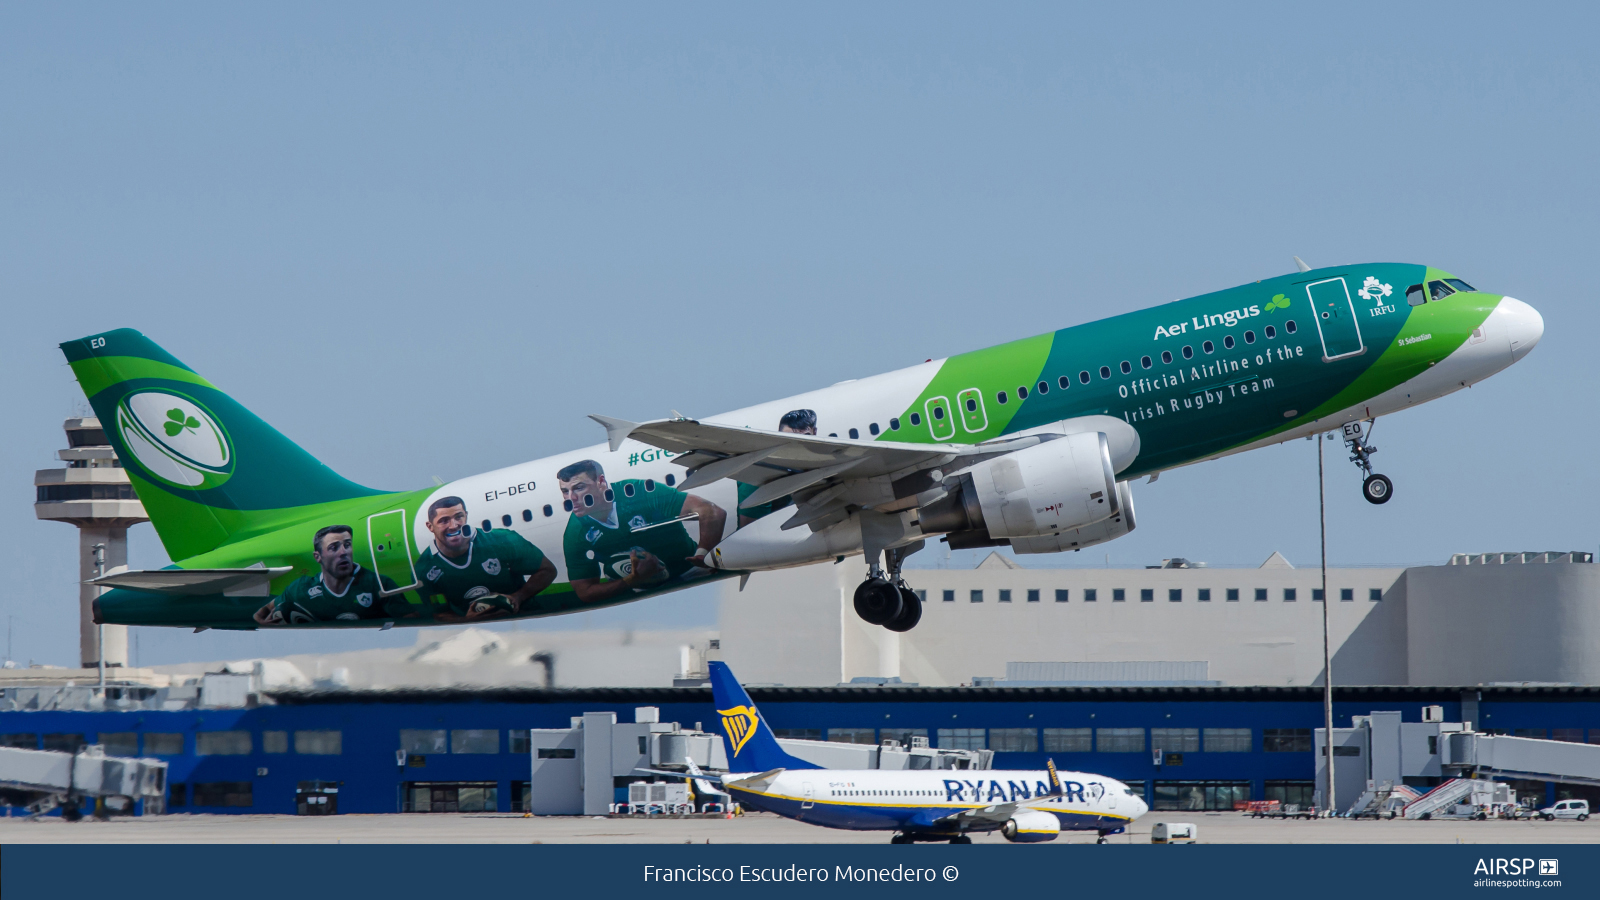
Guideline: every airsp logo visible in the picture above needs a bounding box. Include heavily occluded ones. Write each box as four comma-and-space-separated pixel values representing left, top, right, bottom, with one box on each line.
357, 593, 373, 608
482, 558, 501, 576
115, 390, 233, 489
719, 705, 761, 756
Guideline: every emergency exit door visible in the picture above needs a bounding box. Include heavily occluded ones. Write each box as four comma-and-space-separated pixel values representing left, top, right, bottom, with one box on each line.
367, 509, 419, 594
1305, 277, 1365, 361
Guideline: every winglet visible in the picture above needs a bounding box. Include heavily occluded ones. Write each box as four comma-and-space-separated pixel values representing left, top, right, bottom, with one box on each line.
588, 414, 639, 452
1045, 759, 1064, 798
1294, 256, 1312, 273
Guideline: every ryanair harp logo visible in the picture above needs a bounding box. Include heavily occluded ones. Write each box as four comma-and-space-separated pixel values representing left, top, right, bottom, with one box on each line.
719, 705, 760, 757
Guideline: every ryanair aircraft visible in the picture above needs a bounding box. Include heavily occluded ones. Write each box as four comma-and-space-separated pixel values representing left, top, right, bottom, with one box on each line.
643, 661, 1148, 843
70, 261, 1540, 632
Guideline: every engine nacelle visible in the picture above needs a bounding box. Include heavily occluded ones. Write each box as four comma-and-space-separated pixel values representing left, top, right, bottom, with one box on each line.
919, 432, 1119, 540
1011, 480, 1136, 554
1001, 809, 1061, 843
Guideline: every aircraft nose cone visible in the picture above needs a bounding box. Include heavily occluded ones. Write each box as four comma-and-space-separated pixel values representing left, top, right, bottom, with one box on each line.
1500, 296, 1544, 362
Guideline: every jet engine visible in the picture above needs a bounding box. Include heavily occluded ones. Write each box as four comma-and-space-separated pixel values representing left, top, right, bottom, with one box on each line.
1010, 480, 1136, 554
1001, 809, 1061, 843
918, 432, 1120, 547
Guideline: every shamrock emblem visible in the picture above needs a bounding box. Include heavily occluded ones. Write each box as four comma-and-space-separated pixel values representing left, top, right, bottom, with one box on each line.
1263, 294, 1291, 312
1357, 277, 1393, 303
164, 407, 201, 437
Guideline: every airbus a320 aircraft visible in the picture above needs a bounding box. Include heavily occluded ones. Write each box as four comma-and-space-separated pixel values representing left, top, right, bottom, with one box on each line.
637, 661, 1149, 843
76, 261, 1540, 632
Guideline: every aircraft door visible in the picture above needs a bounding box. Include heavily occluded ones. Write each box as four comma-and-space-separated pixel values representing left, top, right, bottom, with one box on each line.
924, 397, 956, 440
956, 388, 988, 433
1305, 277, 1365, 360
801, 782, 815, 810
367, 509, 420, 595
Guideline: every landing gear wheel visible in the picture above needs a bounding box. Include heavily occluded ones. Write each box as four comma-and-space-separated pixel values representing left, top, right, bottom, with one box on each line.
1362, 473, 1393, 505
949, 834, 972, 844
1096, 836, 1108, 844
890, 833, 913, 844
883, 587, 922, 632
853, 578, 903, 625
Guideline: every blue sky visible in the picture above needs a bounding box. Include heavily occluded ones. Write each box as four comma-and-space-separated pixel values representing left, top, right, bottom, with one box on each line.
4, 3, 1597, 666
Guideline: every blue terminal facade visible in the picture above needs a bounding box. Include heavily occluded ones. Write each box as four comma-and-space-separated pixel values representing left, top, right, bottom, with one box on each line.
3, 685, 1599, 816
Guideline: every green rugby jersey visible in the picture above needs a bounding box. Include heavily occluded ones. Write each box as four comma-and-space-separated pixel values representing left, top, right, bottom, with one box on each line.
562, 478, 698, 585
273, 565, 401, 623
413, 527, 548, 615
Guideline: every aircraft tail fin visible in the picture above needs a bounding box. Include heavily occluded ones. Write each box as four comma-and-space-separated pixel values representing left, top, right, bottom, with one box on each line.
708, 661, 819, 773
60, 329, 391, 562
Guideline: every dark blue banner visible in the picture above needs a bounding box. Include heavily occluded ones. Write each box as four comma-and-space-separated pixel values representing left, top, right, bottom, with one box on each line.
3, 844, 1595, 898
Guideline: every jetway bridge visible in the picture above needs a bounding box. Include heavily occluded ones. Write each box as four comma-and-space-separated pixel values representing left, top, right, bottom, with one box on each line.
1320, 711, 1600, 815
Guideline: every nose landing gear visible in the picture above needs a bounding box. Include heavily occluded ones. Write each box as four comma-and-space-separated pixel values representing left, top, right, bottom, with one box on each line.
1343, 421, 1392, 505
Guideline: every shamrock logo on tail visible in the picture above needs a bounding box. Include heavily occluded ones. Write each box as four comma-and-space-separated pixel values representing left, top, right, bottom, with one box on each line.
164, 408, 201, 437
1264, 294, 1291, 313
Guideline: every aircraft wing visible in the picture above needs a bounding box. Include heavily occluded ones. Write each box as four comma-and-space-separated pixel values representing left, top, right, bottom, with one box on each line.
631, 767, 727, 785
589, 415, 1045, 513
89, 567, 293, 597
931, 759, 1066, 829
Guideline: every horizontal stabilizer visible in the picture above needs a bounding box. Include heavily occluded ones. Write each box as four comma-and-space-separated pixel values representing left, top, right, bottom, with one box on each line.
89, 567, 293, 598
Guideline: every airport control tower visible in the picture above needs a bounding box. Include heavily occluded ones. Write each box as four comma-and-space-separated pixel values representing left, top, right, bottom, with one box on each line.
34, 417, 148, 669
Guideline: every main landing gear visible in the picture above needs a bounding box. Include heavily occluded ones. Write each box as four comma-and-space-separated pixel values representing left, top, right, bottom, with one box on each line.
1342, 421, 1392, 505
853, 544, 924, 632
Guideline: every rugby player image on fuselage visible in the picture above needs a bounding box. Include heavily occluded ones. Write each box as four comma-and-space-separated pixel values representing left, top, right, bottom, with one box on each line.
252, 525, 405, 626
737, 408, 818, 527
413, 496, 559, 622
557, 459, 728, 605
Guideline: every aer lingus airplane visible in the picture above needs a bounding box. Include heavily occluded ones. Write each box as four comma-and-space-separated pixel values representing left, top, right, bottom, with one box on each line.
638, 661, 1149, 843
77, 261, 1541, 633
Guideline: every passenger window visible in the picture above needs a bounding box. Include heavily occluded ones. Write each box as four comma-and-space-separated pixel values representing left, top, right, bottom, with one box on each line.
1428, 280, 1456, 301
1059, 376, 1070, 389
521, 509, 532, 522
1141, 356, 1152, 369
1161, 351, 1172, 364
1037, 380, 1048, 394
1445, 278, 1476, 293
623, 483, 635, 497
1017, 386, 1028, 399
910, 413, 922, 426
869, 422, 879, 435
890, 417, 900, 430
1120, 361, 1132, 374
1203, 341, 1214, 354
848, 428, 859, 439
1223, 335, 1235, 349
1182, 345, 1194, 359
644, 479, 655, 490
997, 391, 1008, 404
1264, 325, 1276, 339
1244, 331, 1255, 344
1079, 371, 1090, 384
1285, 320, 1297, 334
502, 514, 513, 527
1099, 366, 1111, 379
1406, 284, 1425, 306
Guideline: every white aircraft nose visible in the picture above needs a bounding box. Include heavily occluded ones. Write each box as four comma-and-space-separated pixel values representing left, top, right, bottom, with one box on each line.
1500, 296, 1544, 362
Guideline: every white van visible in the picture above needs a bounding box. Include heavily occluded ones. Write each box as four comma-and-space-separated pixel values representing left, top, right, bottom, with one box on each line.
1537, 799, 1589, 821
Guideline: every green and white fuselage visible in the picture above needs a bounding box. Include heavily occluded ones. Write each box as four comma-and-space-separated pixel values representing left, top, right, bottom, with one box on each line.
74, 262, 1541, 630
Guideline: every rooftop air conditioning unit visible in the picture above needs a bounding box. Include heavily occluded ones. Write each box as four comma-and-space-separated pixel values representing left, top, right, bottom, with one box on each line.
1422, 705, 1444, 723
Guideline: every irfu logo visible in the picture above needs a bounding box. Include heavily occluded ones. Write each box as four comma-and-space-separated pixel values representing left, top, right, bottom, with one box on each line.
165, 408, 201, 437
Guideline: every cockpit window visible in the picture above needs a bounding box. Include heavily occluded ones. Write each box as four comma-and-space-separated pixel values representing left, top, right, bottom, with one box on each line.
1405, 284, 1425, 307
1428, 280, 1456, 302
1445, 278, 1476, 293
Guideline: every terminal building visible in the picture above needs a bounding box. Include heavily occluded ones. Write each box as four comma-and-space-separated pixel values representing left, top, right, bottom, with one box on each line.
9, 422, 1600, 822
5, 548, 1600, 818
